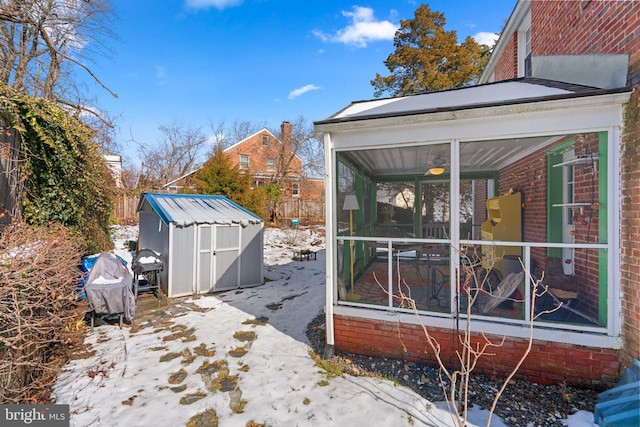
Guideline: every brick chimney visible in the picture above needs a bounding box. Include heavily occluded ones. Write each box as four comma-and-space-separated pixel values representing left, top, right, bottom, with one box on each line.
281, 121, 292, 143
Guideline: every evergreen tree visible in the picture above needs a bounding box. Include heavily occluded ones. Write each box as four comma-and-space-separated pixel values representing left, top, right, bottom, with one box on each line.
371, 4, 490, 98
193, 146, 266, 218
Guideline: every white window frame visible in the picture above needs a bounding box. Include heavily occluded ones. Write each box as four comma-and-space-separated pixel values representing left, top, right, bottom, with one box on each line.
292, 182, 300, 197
517, 10, 532, 77
240, 154, 250, 169
266, 158, 276, 172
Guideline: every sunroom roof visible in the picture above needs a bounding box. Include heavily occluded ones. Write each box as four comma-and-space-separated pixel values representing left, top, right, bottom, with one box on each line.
318, 78, 627, 124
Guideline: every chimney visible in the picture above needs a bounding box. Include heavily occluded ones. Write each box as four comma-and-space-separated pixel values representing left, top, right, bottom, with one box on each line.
281, 121, 292, 143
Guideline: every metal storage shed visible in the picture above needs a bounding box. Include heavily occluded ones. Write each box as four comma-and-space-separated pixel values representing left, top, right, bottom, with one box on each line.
137, 193, 264, 297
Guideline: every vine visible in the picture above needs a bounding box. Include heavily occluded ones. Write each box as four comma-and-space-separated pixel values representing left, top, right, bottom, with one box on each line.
0, 82, 114, 253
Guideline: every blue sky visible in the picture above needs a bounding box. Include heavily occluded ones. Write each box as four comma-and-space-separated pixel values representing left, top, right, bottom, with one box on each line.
85, 0, 516, 164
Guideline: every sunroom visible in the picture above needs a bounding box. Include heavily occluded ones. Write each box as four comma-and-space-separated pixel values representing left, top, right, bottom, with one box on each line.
315, 78, 631, 361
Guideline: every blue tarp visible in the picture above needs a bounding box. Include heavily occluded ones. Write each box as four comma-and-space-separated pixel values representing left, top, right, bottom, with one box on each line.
594, 359, 640, 427
77, 253, 128, 296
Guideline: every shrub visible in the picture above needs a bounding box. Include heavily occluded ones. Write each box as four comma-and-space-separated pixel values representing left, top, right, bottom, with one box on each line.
0, 223, 87, 403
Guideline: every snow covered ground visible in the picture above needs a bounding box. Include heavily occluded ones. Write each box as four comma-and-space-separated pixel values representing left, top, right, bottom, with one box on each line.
52, 225, 596, 426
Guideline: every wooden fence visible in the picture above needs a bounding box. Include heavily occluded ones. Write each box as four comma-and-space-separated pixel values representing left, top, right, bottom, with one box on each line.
113, 193, 139, 224
279, 198, 325, 225
112, 193, 325, 225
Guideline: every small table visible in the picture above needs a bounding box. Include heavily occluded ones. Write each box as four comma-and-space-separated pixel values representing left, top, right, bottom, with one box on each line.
294, 249, 316, 261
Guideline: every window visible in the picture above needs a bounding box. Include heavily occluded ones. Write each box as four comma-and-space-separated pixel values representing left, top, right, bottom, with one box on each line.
267, 158, 276, 172
524, 26, 532, 77
240, 154, 250, 169
517, 10, 532, 77
292, 182, 300, 197
262, 135, 269, 146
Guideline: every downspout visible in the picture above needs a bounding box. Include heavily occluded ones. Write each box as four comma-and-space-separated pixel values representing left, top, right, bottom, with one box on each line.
323, 131, 336, 359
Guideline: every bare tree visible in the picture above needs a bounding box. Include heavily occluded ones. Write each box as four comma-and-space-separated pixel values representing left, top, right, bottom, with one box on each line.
0, 0, 116, 105
207, 119, 230, 150
271, 115, 323, 180
137, 119, 208, 190
288, 116, 324, 178
83, 108, 122, 155
230, 119, 268, 146
380, 250, 560, 427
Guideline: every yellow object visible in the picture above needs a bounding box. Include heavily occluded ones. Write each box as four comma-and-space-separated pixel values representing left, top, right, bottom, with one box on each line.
428, 166, 445, 175
481, 192, 522, 271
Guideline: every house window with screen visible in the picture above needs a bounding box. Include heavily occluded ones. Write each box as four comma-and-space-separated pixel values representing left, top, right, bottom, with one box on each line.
262, 135, 269, 146
292, 182, 300, 197
240, 154, 250, 169
267, 158, 276, 172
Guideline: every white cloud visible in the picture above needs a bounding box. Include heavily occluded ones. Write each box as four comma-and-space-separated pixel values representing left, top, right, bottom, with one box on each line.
185, 0, 243, 10
155, 65, 167, 85
313, 6, 397, 48
288, 84, 321, 100
155, 65, 166, 79
473, 31, 499, 47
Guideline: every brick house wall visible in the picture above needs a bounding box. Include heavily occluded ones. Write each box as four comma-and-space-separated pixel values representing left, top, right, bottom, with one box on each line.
489, 0, 640, 374
492, 32, 518, 81
472, 179, 488, 239
532, 1, 639, 66
621, 67, 640, 369
493, 1, 640, 82
334, 315, 619, 386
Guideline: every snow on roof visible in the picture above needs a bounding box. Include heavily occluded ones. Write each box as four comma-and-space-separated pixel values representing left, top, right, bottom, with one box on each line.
140, 193, 263, 227
317, 78, 625, 124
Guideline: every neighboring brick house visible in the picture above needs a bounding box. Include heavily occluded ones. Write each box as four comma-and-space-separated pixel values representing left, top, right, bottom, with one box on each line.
159, 121, 325, 221
225, 121, 325, 221
225, 122, 297, 197
315, 0, 638, 386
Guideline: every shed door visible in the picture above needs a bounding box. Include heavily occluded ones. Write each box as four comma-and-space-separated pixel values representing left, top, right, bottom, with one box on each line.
197, 225, 214, 293
213, 225, 240, 291
196, 224, 240, 293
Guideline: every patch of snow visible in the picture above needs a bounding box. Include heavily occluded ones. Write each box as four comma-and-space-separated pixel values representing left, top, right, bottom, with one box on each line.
51, 225, 597, 426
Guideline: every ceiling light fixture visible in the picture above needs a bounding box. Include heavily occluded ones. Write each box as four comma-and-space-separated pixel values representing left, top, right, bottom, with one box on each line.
425, 155, 446, 175
428, 166, 445, 175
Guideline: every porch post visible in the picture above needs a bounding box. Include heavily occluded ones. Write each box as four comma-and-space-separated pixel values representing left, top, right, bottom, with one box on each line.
323, 132, 336, 358
450, 140, 461, 311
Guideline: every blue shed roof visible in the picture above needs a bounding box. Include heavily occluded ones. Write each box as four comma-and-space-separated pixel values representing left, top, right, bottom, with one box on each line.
139, 193, 263, 227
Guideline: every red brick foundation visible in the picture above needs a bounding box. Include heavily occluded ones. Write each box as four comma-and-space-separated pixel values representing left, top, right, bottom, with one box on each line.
334, 314, 620, 387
